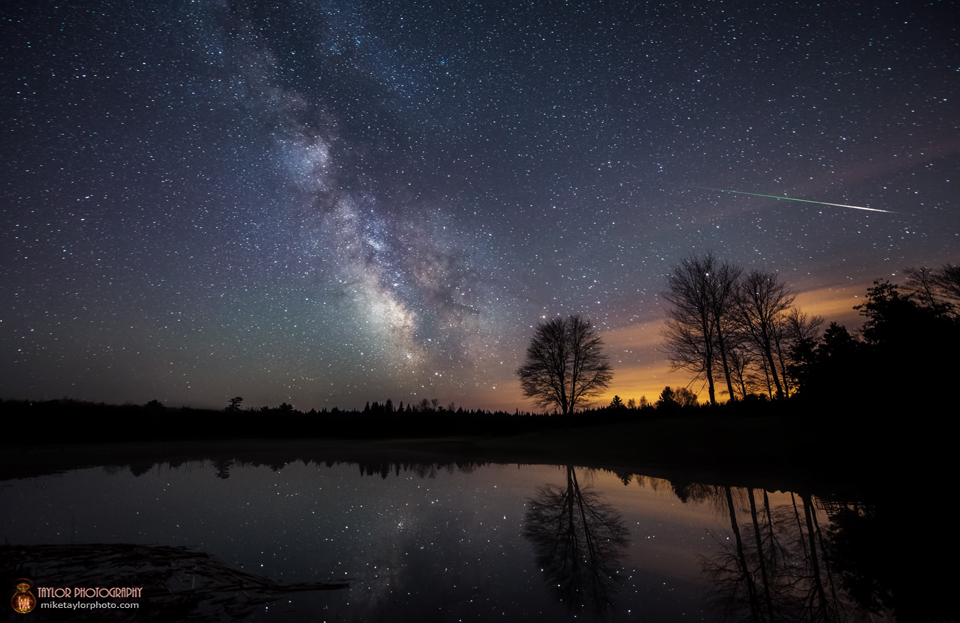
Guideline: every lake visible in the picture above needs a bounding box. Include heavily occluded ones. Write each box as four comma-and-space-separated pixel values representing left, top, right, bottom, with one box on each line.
0, 445, 909, 621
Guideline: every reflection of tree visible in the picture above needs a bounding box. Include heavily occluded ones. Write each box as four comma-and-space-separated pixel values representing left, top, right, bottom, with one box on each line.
702, 487, 848, 622
826, 493, 957, 623
213, 459, 233, 479
523, 466, 629, 615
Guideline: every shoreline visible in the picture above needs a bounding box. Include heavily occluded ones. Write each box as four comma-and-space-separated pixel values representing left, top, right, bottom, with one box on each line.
2, 415, 918, 495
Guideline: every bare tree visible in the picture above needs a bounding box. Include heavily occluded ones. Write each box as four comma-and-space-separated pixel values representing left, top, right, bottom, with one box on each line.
903, 266, 941, 308
726, 305, 821, 400
783, 307, 825, 346
661, 317, 713, 396
727, 347, 754, 399
661, 257, 816, 401
661, 254, 720, 404
904, 263, 960, 312
517, 315, 613, 416
734, 270, 795, 399
707, 259, 744, 401
661, 253, 743, 405
935, 263, 960, 303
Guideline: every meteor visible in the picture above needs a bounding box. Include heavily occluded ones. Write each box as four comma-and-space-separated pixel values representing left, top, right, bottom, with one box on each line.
695, 186, 897, 214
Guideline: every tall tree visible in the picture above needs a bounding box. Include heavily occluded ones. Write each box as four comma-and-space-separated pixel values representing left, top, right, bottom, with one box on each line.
706, 259, 744, 401
517, 315, 613, 416
661, 254, 720, 405
662, 253, 744, 405
735, 270, 795, 399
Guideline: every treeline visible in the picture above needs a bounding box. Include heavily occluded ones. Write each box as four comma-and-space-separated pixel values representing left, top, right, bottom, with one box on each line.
791, 266, 960, 410
589, 387, 791, 418
0, 396, 566, 445
661, 255, 960, 410
2, 392, 699, 447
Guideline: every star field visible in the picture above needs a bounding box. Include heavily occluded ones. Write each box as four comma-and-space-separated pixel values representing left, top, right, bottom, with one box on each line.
2, 0, 958, 410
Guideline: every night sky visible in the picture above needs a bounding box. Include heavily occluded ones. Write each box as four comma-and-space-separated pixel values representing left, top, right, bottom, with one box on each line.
3, 0, 958, 411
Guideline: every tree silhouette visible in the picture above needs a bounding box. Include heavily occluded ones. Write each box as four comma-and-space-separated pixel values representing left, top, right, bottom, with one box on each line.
674, 386, 700, 407
780, 308, 825, 393
661, 253, 720, 405
790, 322, 863, 403
904, 263, 960, 311
656, 386, 679, 410
517, 315, 613, 417
662, 254, 744, 404
659, 256, 834, 402
854, 279, 960, 410
785, 276, 960, 409
656, 385, 698, 409
708, 259, 746, 401
734, 270, 795, 399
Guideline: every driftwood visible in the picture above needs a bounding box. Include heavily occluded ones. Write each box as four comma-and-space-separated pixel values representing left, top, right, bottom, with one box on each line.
4, 543, 348, 621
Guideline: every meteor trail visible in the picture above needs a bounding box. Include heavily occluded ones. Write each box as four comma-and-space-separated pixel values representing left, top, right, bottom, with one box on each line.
694, 187, 897, 214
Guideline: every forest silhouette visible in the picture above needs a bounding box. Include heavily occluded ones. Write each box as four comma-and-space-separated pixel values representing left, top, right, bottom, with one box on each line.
661, 256, 960, 409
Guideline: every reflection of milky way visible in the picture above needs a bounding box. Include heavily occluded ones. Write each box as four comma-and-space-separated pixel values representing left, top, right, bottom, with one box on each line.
1, 0, 957, 409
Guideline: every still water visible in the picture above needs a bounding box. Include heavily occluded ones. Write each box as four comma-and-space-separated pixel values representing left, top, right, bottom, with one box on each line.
1, 452, 885, 622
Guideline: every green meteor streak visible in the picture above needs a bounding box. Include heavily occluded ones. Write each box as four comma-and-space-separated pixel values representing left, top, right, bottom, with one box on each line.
695, 186, 896, 214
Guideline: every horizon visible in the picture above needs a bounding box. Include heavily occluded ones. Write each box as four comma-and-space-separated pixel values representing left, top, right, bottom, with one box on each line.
0, 279, 875, 414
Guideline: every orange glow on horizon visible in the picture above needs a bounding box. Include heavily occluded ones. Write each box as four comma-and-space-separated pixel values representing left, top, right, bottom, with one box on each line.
792, 284, 866, 328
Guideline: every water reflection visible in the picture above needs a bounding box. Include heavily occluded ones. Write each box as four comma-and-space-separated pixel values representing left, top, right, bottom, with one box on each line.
213, 458, 233, 479
701, 487, 857, 623
523, 466, 629, 615
0, 448, 940, 622
825, 494, 955, 623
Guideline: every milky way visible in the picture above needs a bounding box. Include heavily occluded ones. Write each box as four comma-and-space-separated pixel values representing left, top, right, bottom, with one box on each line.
2, 1, 958, 410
